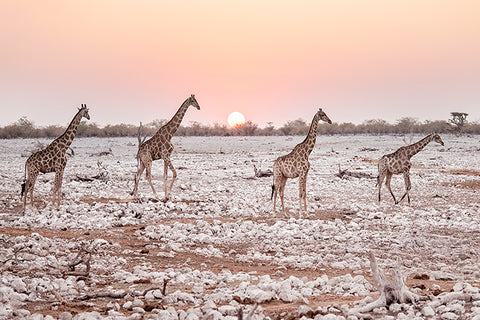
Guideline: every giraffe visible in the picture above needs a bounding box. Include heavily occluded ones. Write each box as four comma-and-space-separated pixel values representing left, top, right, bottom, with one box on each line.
22, 104, 90, 210
377, 133, 444, 204
271, 108, 332, 217
132, 94, 200, 201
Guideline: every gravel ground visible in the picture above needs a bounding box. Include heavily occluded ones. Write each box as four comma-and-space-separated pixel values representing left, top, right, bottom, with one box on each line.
0, 135, 479, 319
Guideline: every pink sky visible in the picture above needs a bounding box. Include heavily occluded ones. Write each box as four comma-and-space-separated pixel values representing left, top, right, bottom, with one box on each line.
1, 1, 479, 128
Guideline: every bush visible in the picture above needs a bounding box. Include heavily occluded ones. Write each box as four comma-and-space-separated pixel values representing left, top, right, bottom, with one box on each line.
1, 116, 478, 138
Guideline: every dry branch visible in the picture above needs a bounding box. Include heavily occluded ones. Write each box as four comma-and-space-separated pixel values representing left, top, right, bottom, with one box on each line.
335, 164, 376, 179
1, 245, 32, 264
65, 248, 91, 277
90, 148, 113, 157
162, 278, 169, 295
428, 292, 472, 309
348, 252, 427, 317
74, 160, 109, 182
77, 289, 128, 301
253, 165, 273, 178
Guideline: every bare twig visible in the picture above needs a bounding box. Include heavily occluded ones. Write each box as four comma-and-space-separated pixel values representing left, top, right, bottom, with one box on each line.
162, 278, 169, 295
336, 164, 376, 179
65, 248, 92, 277
253, 165, 273, 178
90, 148, 112, 157
1, 244, 34, 264
77, 289, 128, 301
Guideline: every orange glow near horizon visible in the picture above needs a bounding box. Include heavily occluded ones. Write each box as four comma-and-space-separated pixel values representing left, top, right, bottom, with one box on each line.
1, 1, 479, 126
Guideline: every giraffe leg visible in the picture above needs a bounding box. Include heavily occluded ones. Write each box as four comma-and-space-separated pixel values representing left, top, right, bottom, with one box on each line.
24, 169, 39, 210
299, 174, 307, 218
272, 170, 283, 215
164, 158, 176, 200
272, 185, 278, 214
53, 169, 65, 208
132, 161, 145, 198
144, 160, 159, 200
385, 172, 397, 204
279, 177, 288, 218
163, 160, 169, 200
398, 170, 412, 204
377, 171, 386, 203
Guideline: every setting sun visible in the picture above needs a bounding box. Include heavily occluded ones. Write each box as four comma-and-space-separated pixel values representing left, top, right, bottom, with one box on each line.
227, 112, 246, 128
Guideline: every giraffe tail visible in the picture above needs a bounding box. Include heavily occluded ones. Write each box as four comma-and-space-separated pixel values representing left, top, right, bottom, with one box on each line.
21, 162, 27, 199
271, 185, 275, 200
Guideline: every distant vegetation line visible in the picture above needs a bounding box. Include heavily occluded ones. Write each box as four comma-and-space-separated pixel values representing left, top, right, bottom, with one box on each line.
1, 116, 479, 139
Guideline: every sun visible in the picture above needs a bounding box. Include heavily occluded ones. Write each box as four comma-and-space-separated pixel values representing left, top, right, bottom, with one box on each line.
227, 112, 246, 128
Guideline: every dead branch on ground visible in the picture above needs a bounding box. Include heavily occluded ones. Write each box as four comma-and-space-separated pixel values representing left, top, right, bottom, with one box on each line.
65, 247, 91, 277
74, 160, 109, 182
428, 291, 472, 309
0, 244, 33, 264
335, 164, 376, 179
77, 289, 128, 301
348, 252, 427, 317
162, 278, 169, 295
90, 148, 113, 157
253, 165, 273, 178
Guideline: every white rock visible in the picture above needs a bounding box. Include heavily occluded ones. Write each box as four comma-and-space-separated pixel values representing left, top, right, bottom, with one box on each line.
191, 285, 203, 294
132, 307, 145, 314
246, 286, 275, 303
204, 310, 223, 320
132, 298, 144, 308
422, 306, 435, 317
13, 309, 30, 318
218, 305, 238, 316
296, 304, 313, 316
107, 310, 124, 317
155, 309, 178, 320
11, 278, 27, 293
73, 311, 103, 319
123, 301, 133, 310
202, 300, 217, 313
441, 312, 459, 320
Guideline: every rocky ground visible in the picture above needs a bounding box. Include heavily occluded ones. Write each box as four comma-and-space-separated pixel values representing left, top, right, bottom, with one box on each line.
0, 135, 479, 319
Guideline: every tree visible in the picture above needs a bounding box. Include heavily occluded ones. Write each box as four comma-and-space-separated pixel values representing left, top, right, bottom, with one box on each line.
279, 119, 308, 135
449, 112, 468, 133
233, 121, 258, 136
394, 117, 419, 134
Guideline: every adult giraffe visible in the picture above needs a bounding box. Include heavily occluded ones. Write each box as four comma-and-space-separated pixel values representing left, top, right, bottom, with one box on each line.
132, 95, 200, 201
22, 104, 90, 210
271, 108, 332, 217
377, 133, 444, 204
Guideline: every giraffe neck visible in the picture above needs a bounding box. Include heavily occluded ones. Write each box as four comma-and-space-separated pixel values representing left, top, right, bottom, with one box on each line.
404, 134, 434, 158
299, 113, 320, 156
158, 99, 191, 139
52, 110, 83, 151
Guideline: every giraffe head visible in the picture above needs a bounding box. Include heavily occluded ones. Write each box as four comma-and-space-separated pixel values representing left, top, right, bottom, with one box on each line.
431, 133, 444, 146
78, 104, 91, 120
316, 108, 332, 124
187, 94, 201, 110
